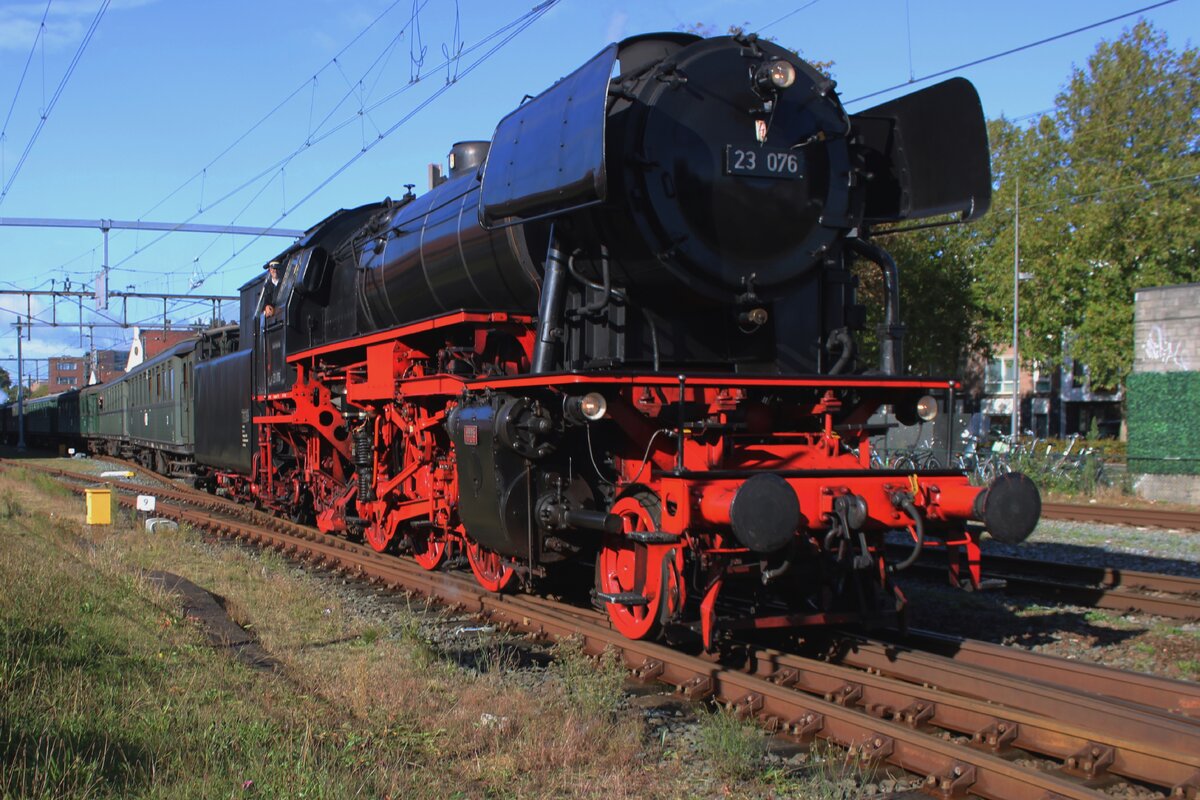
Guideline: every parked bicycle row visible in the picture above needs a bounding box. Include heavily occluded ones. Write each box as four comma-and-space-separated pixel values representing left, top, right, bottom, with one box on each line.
870, 431, 1110, 491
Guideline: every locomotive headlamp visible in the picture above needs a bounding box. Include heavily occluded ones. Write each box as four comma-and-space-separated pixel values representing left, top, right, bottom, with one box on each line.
915, 394, 939, 422
565, 392, 608, 423
738, 307, 769, 327
755, 60, 797, 91
579, 392, 607, 420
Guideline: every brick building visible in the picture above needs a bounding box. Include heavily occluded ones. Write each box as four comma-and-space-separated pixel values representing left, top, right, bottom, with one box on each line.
48, 356, 86, 389
125, 327, 197, 371
974, 343, 1121, 439
89, 349, 125, 384
46, 349, 126, 389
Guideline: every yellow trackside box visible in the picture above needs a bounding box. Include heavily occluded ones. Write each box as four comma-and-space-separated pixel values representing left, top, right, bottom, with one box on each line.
85, 488, 112, 525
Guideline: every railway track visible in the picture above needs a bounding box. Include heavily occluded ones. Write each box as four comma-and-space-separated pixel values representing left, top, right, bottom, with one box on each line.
902, 547, 1200, 621
1042, 501, 1200, 531
8, 459, 1200, 800
974, 553, 1200, 621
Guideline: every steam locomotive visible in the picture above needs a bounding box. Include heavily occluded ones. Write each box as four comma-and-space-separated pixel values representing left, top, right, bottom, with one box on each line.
171, 32, 1038, 647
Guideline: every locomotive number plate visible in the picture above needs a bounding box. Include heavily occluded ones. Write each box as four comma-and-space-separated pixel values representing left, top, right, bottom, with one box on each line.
725, 145, 802, 179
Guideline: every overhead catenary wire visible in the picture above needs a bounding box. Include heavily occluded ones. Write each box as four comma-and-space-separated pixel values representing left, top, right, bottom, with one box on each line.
27, 2, 559, 328
134, 0, 418, 223
1017, 169, 1200, 213
844, 0, 1180, 105
107, 1, 553, 290
84, 0, 431, 293
0, 0, 110, 206
0, 0, 52, 180
185, 0, 559, 288
755, 0, 824, 34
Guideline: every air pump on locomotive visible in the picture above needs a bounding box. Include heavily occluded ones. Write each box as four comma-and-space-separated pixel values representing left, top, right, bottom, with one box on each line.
194, 32, 1040, 648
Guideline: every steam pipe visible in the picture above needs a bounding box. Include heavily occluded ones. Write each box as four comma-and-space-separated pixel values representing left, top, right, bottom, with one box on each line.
825, 328, 855, 375
568, 245, 613, 316
848, 237, 905, 376
532, 231, 568, 373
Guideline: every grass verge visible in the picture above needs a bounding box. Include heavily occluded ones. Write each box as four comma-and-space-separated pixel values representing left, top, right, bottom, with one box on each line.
0, 464, 881, 798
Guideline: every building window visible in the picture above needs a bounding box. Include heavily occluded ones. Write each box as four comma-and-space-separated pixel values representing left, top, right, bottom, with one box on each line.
56, 376, 74, 385
985, 357, 1015, 395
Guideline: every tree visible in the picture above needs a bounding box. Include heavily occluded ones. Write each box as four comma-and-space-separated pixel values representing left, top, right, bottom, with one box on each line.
892, 21, 1198, 394
973, 22, 1200, 388
0, 366, 10, 395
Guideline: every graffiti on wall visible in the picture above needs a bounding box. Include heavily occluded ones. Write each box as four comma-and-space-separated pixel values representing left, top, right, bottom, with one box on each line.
1143, 325, 1191, 370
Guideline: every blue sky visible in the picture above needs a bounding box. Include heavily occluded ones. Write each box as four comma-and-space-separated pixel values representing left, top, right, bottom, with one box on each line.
0, 0, 1194, 372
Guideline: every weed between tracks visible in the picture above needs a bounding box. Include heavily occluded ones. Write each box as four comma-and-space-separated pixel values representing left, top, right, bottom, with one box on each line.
0, 465, 882, 799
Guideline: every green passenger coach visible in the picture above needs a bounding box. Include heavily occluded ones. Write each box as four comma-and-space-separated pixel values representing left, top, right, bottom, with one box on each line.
81, 340, 197, 474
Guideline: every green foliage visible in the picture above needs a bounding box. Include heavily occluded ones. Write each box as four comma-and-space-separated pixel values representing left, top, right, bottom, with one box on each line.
888, 22, 1199, 390
1126, 371, 1200, 474
0, 489, 24, 519
697, 707, 764, 781
549, 637, 626, 718
1007, 447, 1110, 495
865, 221, 983, 376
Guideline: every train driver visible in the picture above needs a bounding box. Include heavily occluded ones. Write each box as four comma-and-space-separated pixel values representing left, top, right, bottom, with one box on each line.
260, 260, 282, 319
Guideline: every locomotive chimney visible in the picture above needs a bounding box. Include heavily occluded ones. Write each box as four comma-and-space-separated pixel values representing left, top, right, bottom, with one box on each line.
448, 141, 490, 180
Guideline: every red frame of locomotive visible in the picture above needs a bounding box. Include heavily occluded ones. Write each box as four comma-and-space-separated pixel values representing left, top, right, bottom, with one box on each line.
209, 310, 987, 648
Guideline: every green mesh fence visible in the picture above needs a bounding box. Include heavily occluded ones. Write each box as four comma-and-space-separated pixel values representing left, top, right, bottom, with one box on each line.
1127, 371, 1200, 475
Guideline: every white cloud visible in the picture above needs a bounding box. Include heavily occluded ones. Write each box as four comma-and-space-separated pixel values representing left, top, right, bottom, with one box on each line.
0, 0, 156, 54
604, 10, 629, 45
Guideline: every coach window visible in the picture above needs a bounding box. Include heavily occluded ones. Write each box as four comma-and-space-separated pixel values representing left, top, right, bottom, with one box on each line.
168, 365, 174, 400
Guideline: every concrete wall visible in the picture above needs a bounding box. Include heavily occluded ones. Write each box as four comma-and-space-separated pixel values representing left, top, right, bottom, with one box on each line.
1133, 474, 1200, 505
1131, 283, 1200, 503
1133, 283, 1200, 373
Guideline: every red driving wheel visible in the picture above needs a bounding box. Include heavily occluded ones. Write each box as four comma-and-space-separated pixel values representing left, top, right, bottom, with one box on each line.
465, 538, 516, 592
597, 494, 683, 640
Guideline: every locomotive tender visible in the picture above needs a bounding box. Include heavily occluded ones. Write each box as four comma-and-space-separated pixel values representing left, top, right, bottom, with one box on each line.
10, 32, 1040, 648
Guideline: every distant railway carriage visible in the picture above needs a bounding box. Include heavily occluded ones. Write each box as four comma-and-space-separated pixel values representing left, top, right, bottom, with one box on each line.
74, 325, 238, 474
2, 390, 82, 450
